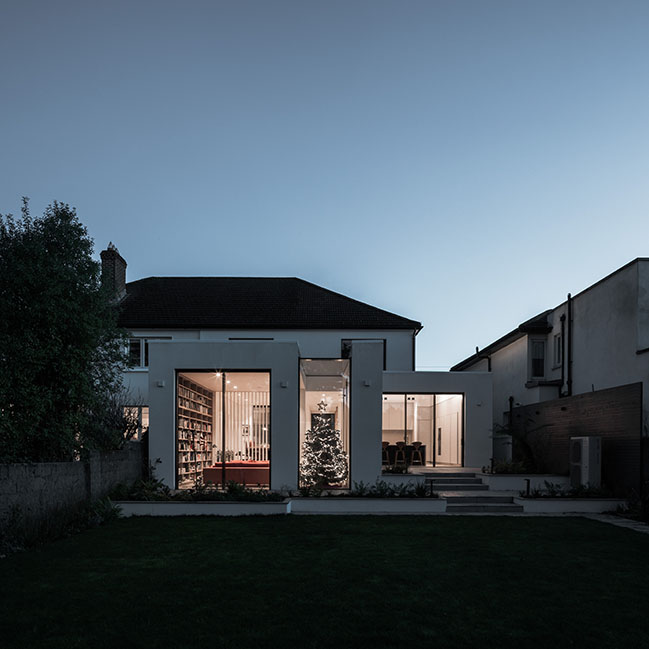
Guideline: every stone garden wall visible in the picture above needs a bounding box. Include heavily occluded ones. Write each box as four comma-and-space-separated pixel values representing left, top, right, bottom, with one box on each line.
0, 442, 143, 527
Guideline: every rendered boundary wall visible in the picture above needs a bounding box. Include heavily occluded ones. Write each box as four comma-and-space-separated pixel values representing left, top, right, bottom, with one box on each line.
0, 442, 143, 526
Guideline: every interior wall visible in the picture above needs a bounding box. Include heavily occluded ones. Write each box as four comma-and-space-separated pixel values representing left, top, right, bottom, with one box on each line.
435, 394, 462, 465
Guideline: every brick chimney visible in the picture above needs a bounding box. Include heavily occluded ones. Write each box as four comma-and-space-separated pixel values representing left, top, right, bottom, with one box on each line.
100, 242, 127, 301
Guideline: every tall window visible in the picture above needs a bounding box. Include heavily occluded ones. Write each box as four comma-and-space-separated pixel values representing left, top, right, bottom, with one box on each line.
128, 339, 145, 367
299, 359, 350, 488
530, 340, 545, 378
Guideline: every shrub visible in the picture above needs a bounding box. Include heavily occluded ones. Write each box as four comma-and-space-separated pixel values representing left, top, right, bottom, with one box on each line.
109, 479, 285, 503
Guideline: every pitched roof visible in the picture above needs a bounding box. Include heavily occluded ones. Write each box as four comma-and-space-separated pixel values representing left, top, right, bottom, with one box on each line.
450, 309, 552, 371
117, 277, 422, 332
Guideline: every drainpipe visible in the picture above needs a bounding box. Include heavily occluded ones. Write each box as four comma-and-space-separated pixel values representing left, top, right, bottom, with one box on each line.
412, 331, 416, 371
567, 293, 573, 397
504, 395, 515, 469
559, 313, 566, 397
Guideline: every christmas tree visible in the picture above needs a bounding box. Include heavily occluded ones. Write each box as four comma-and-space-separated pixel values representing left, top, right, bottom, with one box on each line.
300, 403, 348, 487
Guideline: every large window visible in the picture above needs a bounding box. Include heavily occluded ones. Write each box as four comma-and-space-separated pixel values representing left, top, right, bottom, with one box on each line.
299, 359, 350, 488
176, 371, 270, 489
382, 393, 463, 467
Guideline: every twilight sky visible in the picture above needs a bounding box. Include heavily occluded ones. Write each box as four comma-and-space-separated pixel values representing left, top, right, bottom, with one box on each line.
2, 0, 648, 369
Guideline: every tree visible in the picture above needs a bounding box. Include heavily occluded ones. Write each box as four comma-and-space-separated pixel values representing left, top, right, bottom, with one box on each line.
0, 198, 128, 462
300, 410, 349, 487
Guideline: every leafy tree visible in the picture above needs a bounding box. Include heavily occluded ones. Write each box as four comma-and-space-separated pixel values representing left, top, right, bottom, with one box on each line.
0, 198, 128, 461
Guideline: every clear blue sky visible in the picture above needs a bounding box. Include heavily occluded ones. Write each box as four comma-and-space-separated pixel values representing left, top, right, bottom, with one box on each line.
2, 0, 648, 369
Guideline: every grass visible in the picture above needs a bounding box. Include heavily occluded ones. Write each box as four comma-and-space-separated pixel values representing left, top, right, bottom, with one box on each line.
1, 516, 649, 648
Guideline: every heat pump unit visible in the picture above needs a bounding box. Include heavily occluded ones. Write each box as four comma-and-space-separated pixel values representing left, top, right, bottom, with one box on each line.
569, 436, 601, 488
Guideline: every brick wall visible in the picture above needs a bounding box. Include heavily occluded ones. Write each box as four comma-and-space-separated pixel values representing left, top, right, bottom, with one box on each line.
510, 383, 643, 495
0, 442, 143, 526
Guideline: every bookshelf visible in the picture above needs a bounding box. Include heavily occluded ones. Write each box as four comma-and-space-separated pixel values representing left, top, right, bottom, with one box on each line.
177, 375, 214, 487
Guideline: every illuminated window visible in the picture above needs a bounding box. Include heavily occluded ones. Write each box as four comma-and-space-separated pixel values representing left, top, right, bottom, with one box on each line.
299, 359, 350, 488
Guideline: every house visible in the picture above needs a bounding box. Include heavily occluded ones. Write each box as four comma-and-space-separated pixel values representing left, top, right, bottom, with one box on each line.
101, 245, 492, 490
451, 258, 649, 488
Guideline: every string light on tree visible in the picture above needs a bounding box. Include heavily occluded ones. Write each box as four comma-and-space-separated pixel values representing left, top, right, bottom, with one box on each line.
300, 399, 348, 487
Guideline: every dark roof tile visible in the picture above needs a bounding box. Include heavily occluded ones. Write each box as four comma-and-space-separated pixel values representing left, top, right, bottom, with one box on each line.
117, 277, 421, 331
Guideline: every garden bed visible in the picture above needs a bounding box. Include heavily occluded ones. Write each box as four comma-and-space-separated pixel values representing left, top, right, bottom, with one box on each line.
480, 473, 570, 492
116, 499, 291, 516
289, 497, 446, 514
375, 474, 426, 487
116, 497, 447, 516
514, 497, 627, 514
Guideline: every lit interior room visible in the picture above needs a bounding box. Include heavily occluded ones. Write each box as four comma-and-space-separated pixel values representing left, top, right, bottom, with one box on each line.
176, 371, 270, 488
381, 393, 463, 467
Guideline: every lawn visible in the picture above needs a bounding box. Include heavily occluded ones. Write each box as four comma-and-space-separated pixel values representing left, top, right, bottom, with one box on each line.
1, 516, 649, 648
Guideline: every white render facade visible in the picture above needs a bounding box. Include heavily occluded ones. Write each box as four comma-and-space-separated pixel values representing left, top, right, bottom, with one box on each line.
452, 258, 649, 457
103, 246, 492, 490
123, 330, 492, 490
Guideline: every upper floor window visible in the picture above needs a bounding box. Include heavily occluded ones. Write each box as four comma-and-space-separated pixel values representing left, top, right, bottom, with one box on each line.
128, 337, 171, 368
128, 339, 146, 367
553, 333, 563, 367
530, 340, 545, 379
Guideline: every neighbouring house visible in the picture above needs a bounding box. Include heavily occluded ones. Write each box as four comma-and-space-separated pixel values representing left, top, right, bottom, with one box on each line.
451, 258, 649, 490
101, 245, 492, 490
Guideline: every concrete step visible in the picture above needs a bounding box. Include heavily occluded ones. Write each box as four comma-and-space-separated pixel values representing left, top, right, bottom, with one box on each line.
427, 477, 483, 485
446, 503, 525, 513
444, 495, 515, 504
433, 483, 489, 491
